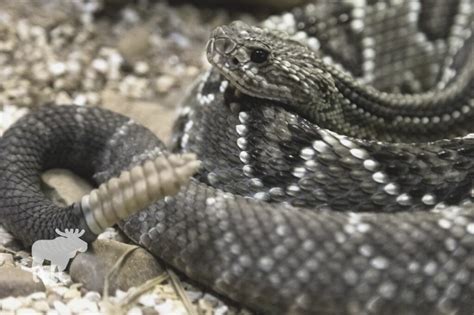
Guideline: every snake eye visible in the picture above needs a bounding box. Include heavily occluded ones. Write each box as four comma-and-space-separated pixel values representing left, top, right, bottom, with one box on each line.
250, 48, 269, 63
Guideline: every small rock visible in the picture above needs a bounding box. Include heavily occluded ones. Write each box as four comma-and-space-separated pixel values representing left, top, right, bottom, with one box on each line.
0, 225, 19, 249
143, 307, 160, 315
202, 293, 221, 307
0, 296, 23, 311
63, 287, 81, 300
29, 292, 47, 301
0, 266, 46, 299
73, 94, 88, 106
84, 291, 101, 302
47, 291, 62, 306
186, 66, 200, 77
127, 306, 143, 315
134, 61, 149, 75
214, 305, 229, 315
138, 293, 157, 307
114, 289, 127, 301
97, 227, 123, 241
154, 299, 187, 315
51, 286, 69, 297
67, 297, 99, 313
119, 75, 150, 98
16, 307, 39, 315
33, 266, 72, 287
15, 251, 30, 259
54, 91, 73, 105
32, 300, 50, 312
0, 253, 14, 267
48, 61, 67, 76
197, 300, 213, 315
118, 26, 151, 64
169, 32, 190, 48
69, 240, 164, 295
92, 58, 109, 74
186, 290, 203, 303
155, 75, 176, 93
15, 251, 32, 267
53, 300, 71, 315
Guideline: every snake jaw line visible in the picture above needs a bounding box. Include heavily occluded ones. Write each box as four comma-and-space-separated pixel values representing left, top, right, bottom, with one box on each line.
80, 154, 200, 235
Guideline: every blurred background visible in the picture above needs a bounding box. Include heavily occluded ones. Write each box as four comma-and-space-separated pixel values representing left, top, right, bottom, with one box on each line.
0, 0, 308, 139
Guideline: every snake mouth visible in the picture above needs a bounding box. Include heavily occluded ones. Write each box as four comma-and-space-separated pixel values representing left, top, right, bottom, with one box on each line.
207, 43, 281, 103
226, 75, 267, 98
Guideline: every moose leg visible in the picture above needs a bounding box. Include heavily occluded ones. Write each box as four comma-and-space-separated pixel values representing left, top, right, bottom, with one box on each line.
55, 258, 69, 272
32, 255, 44, 267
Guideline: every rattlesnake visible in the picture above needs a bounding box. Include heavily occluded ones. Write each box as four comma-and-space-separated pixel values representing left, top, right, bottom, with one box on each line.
1, 1, 474, 314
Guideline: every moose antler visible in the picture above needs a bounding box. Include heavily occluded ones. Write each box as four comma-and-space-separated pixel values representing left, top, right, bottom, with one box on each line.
55, 228, 67, 237
54, 228, 86, 238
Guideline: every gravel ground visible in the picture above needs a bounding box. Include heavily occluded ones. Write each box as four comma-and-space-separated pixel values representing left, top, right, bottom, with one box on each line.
0, 0, 263, 314
0, 0, 259, 131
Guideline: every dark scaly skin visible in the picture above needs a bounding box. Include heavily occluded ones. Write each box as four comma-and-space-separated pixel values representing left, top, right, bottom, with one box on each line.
0, 105, 168, 244
1, 1, 474, 314
206, 22, 474, 143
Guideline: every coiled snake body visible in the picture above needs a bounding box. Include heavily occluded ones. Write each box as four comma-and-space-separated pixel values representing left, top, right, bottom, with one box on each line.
1, 1, 474, 314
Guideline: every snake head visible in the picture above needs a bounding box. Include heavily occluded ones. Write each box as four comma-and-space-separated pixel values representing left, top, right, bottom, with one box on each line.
207, 21, 336, 114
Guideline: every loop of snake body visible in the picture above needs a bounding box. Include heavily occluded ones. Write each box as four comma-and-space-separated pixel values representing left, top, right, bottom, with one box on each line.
1, 1, 474, 314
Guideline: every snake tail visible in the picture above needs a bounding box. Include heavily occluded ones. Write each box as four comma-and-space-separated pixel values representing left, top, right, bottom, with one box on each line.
81, 153, 200, 235
0, 105, 198, 245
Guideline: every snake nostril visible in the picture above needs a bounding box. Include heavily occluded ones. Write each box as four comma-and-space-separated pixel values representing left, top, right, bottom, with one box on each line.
214, 38, 237, 55
231, 57, 240, 66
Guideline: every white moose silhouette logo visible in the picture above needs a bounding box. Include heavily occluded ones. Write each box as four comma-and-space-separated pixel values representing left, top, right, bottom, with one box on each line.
32, 229, 88, 272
